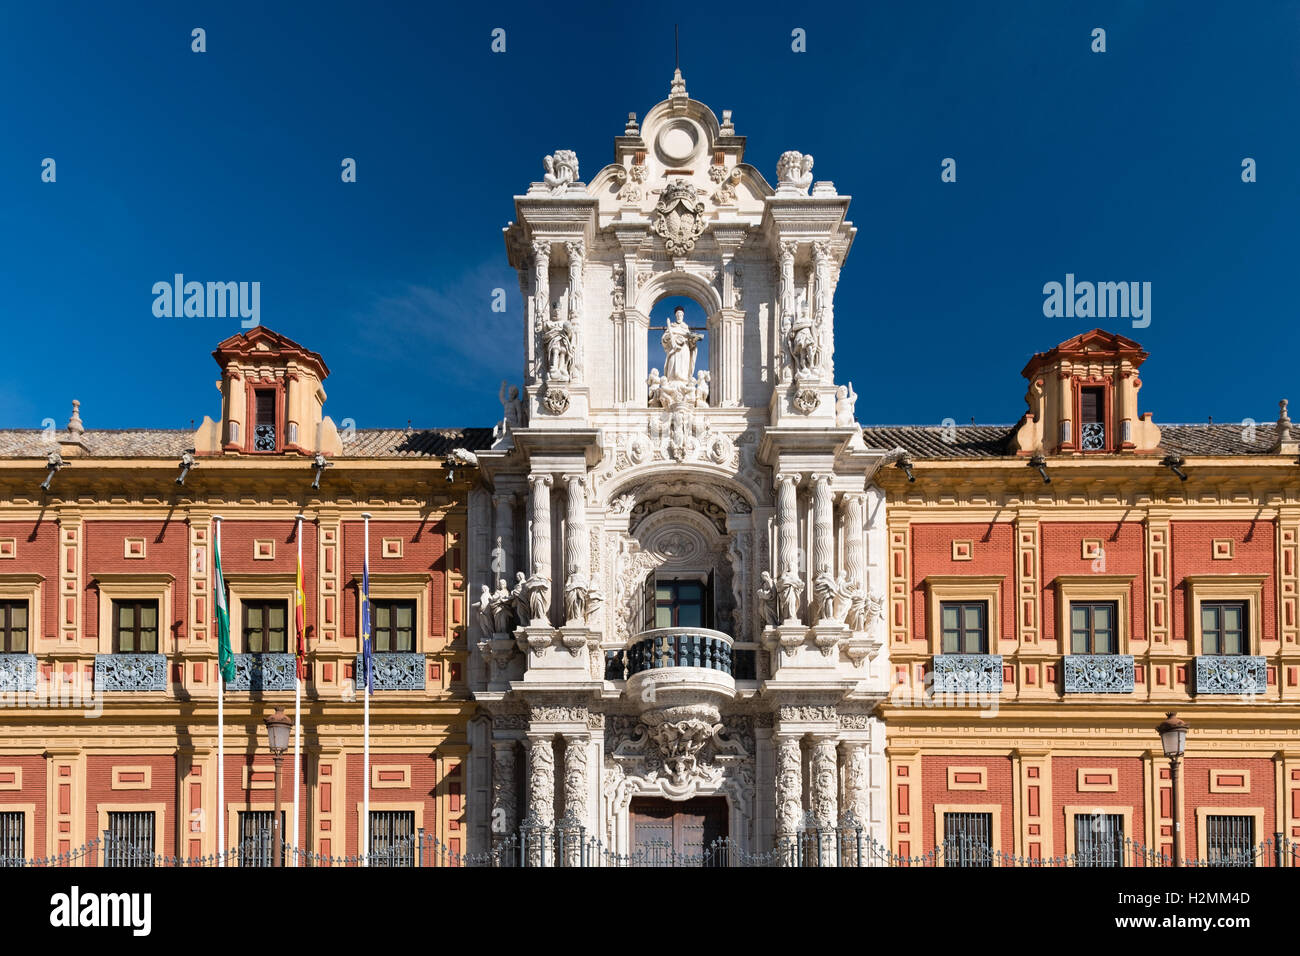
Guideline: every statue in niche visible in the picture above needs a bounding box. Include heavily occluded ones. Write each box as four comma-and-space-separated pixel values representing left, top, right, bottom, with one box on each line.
788, 296, 819, 378
777, 567, 803, 624
542, 301, 573, 382
490, 578, 515, 633
649, 306, 707, 408
662, 306, 701, 385
510, 571, 529, 628
525, 566, 551, 626
757, 571, 779, 628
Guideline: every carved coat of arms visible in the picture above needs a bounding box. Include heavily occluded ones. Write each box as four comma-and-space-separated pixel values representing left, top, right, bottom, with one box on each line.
653, 180, 707, 255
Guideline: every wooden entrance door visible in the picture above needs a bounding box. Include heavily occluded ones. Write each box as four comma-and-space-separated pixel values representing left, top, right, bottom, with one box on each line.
629, 797, 728, 863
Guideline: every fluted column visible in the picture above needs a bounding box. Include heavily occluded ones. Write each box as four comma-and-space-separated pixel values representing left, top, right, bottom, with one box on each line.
528, 474, 553, 625
563, 475, 587, 625
492, 492, 515, 584
530, 240, 550, 384
490, 741, 518, 849
774, 734, 804, 857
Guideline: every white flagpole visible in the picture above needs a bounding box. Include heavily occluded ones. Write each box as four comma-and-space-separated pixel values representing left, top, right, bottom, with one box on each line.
362, 512, 371, 867
292, 514, 303, 867
215, 515, 225, 868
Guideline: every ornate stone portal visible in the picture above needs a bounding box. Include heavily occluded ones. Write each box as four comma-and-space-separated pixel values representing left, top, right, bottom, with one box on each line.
468, 70, 892, 861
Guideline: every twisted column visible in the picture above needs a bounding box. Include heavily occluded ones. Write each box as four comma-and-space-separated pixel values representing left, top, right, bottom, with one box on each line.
565, 240, 585, 383
776, 473, 800, 575
842, 493, 866, 596
811, 473, 834, 577
528, 474, 553, 626
563, 475, 587, 625
812, 240, 835, 379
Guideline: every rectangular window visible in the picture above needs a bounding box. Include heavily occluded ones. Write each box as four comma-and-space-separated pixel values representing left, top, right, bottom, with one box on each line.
1074, 813, 1124, 867
372, 600, 416, 653
369, 810, 416, 867
1205, 814, 1255, 867
942, 812, 992, 867
1202, 602, 1247, 655
243, 600, 288, 653
112, 600, 159, 653
654, 580, 705, 630
1070, 601, 1118, 654
940, 601, 987, 654
1080, 386, 1106, 450
104, 811, 155, 867
237, 810, 286, 867
0, 601, 28, 653
0, 811, 23, 866
253, 389, 277, 451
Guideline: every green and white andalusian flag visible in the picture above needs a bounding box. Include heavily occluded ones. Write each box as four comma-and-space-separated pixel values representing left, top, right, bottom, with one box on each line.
214, 539, 235, 682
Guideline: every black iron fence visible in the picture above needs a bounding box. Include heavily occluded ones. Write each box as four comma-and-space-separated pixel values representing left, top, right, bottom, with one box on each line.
1, 814, 1294, 868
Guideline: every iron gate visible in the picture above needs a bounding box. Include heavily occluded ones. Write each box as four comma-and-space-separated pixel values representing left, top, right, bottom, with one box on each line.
942, 812, 993, 867
104, 811, 155, 867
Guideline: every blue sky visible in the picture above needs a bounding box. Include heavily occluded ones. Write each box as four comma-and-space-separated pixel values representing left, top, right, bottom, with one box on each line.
2, 1, 1297, 433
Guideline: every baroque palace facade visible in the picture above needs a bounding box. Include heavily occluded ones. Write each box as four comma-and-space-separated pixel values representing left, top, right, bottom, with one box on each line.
0, 72, 1295, 866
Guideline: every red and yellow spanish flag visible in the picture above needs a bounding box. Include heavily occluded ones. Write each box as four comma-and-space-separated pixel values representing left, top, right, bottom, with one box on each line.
294, 548, 307, 680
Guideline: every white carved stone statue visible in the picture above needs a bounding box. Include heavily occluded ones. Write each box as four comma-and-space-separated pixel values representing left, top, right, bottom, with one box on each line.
646, 368, 662, 406
757, 571, 778, 628
586, 588, 604, 623
811, 566, 839, 623
564, 576, 588, 625
542, 303, 573, 381
776, 150, 814, 195
525, 568, 551, 626
662, 306, 700, 384
476, 585, 493, 635
543, 149, 579, 192
835, 382, 857, 427
510, 571, 529, 627
778, 567, 803, 624
490, 578, 514, 633
694, 370, 710, 407
789, 300, 819, 378
500, 381, 525, 431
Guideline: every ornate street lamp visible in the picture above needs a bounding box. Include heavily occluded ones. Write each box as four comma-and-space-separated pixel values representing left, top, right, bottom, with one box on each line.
264, 708, 292, 867
1156, 711, 1189, 867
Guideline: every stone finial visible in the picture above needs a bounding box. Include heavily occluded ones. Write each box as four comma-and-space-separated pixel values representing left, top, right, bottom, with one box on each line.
625, 112, 639, 135
1278, 399, 1292, 443
720, 110, 735, 135
66, 399, 84, 437
669, 68, 687, 99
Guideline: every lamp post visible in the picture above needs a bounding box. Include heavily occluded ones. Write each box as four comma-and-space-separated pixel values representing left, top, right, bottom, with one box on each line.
264, 708, 292, 867
1156, 711, 1189, 867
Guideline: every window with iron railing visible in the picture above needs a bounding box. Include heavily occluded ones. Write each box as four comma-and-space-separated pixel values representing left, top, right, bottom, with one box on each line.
253, 389, 277, 451
940, 602, 988, 654
372, 600, 416, 653
1070, 601, 1118, 654
237, 810, 286, 867
1074, 813, 1124, 867
369, 810, 416, 867
1206, 814, 1255, 867
0, 811, 23, 866
942, 811, 993, 867
243, 600, 289, 653
104, 811, 155, 867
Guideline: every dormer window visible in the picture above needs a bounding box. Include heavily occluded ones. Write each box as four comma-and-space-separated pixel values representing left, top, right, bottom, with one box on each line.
1080, 386, 1105, 450
252, 389, 278, 452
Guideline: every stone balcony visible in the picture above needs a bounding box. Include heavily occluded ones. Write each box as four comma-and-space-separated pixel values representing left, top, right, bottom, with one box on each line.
0, 654, 36, 693
1195, 655, 1267, 696
931, 654, 1003, 695
94, 653, 167, 692
228, 653, 297, 692
1063, 654, 1135, 694
622, 627, 736, 713
353, 652, 426, 690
